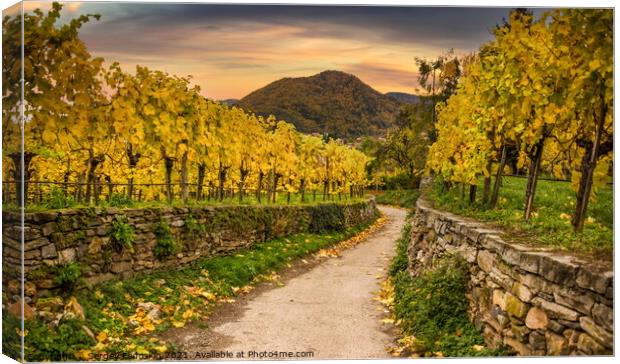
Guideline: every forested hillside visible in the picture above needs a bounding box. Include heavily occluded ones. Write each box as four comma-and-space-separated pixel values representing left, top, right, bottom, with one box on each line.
238, 70, 402, 139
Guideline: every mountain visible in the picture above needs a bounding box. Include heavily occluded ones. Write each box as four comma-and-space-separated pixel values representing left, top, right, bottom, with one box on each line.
237, 70, 402, 139
385, 92, 420, 104
220, 99, 240, 106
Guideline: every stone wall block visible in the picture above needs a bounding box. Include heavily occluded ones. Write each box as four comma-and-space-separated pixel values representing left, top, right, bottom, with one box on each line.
553, 287, 595, 315
539, 254, 580, 287
576, 268, 612, 295
406, 199, 613, 356
591, 303, 612, 331
579, 317, 613, 349
531, 298, 580, 322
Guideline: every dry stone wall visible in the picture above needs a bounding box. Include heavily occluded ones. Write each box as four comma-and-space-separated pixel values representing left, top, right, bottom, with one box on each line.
3, 200, 377, 300
408, 198, 613, 356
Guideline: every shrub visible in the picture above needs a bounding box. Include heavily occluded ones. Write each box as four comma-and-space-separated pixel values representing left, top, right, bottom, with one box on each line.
153, 220, 179, 259
389, 221, 504, 357
309, 204, 345, 232
381, 172, 420, 190
388, 221, 412, 276
45, 188, 75, 209
109, 215, 136, 252
106, 193, 134, 208
24, 317, 95, 361
185, 214, 206, 235
52, 262, 82, 291
391, 254, 504, 356
376, 189, 420, 209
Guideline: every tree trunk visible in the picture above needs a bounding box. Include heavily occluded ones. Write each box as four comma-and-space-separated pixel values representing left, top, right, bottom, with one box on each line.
217, 161, 228, 202
482, 160, 493, 205
238, 163, 249, 203
9, 151, 36, 207
196, 163, 206, 200
323, 179, 328, 201
572, 101, 609, 231
180, 150, 189, 201
256, 171, 264, 203
76, 173, 85, 203
105, 175, 113, 202
63, 158, 71, 197
490, 144, 507, 208
272, 172, 281, 203
469, 184, 477, 204
164, 157, 174, 203
126, 143, 141, 200
300, 179, 306, 203
523, 138, 545, 220
85, 153, 105, 204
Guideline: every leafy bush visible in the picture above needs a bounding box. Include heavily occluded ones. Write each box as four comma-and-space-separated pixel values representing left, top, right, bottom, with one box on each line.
106, 193, 134, 207
153, 220, 179, 259
185, 214, 206, 235
109, 215, 136, 252
389, 221, 504, 357
25, 317, 95, 361
45, 187, 75, 209
53, 262, 82, 290
388, 221, 412, 276
381, 173, 421, 190
309, 204, 345, 232
376, 189, 420, 209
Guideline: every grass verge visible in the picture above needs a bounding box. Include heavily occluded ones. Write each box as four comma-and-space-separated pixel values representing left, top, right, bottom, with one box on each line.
383, 220, 505, 358
375, 190, 420, 209
428, 177, 612, 256
6, 192, 367, 213
3, 215, 380, 362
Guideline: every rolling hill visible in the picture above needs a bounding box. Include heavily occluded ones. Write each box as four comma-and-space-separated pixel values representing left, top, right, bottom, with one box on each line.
385, 92, 420, 104
237, 70, 403, 139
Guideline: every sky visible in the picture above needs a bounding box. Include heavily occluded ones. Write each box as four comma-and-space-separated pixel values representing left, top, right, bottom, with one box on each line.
5, 1, 542, 100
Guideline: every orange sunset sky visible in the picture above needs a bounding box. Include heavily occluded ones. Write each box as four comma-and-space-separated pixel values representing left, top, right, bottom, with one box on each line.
4, 1, 544, 100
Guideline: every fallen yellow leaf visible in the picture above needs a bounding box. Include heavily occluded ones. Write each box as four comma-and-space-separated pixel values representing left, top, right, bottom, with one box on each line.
96, 331, 108, 343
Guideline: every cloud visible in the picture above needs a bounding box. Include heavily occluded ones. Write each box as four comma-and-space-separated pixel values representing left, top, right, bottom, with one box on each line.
343, 62, 421, 92
5, 2, 551, 99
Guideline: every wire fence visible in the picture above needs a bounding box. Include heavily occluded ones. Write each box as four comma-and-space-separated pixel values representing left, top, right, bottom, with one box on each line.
2, 180, 366, 208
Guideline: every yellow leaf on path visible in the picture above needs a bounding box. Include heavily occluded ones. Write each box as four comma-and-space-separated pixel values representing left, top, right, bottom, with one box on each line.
154, 345, 168, 353
96, 331, 108, 343
136, 346, 149, 355
172, 320, 185, 328
74, 349, 92, 360
473, 345, 485, 351
94, 342, 106, 351
182, 309, 194, 319
201, 292, 217, 301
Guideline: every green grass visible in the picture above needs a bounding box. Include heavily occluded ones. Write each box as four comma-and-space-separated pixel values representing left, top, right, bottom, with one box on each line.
4, 217, 377, 362
389, 222, 505, 357
429, 177, 612, 257
375, 190, 420, 209
6, 192, 366, 213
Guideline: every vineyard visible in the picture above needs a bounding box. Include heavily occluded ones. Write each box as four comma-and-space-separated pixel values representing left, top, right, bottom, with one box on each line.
425, 9, 613, 233
0, 3, 615, 361
2, 3, 369, 210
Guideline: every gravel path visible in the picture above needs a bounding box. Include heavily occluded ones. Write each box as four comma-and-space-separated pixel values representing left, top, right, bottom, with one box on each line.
168, 206, 407, 360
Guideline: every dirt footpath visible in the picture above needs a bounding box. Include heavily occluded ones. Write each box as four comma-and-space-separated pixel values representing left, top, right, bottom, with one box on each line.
166, 206, 407, 360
